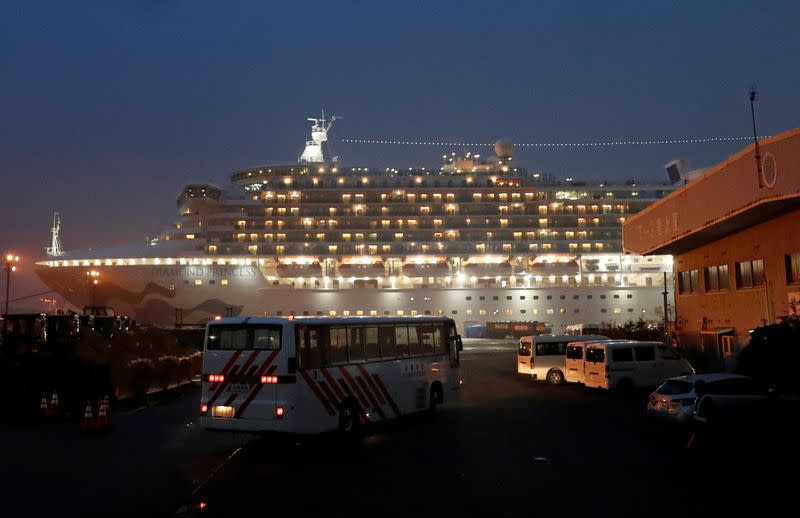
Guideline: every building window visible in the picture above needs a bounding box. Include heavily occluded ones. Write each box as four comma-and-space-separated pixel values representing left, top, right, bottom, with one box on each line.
479, 309, 487, 315
520, 309, 527, 314
466, 309, 473, 316
479, 296, 485, 301
679, 269, 700, 294
546, 309, 554, 315
194, 279, 202, 285
466, 296, 472, 301
705, 264, 729, 291
736, 259, 764, 289
452, 310, 458, 315
505, 309, 513, 315
220, 279, 229, 285
626, 294, 633, 299
786, 253, 800, 284
520, 296, 526, 300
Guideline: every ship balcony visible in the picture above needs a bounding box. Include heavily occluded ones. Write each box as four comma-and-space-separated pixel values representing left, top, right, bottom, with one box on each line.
276, 262, 323, 278
401, 261, 450, 277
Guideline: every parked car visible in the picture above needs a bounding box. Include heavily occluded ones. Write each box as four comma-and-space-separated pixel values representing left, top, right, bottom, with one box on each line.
646, 373, 756, 424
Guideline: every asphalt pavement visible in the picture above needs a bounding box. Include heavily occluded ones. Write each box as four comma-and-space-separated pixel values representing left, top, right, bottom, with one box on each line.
2, 339, 796, 516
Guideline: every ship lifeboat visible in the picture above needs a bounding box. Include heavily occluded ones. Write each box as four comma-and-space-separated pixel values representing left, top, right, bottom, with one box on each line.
338, 259, 386, 277
401, 261, 450, 277
528, 258, 580, 276
463, 256, 512, 277
276, 258, 322, 278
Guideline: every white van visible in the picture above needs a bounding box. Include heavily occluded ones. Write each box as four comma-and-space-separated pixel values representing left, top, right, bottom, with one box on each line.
565, 339, 622, 384
517, 334, 608, 385
583, 341, 694, 390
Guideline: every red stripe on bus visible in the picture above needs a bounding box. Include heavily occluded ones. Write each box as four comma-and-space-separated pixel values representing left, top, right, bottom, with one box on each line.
234, 352, 279, 417
209, 350, 242, 390
317, 380, 341, 413
338, 367, 374, 423
237, 351, 261, 377
356, 364, 386, 405
355, 375, 386, 421
372, 374, 401, 417
338, 367, 370, 410
320, 369, 345, 401
299, 370, 336, 416
206, 362, 243, 407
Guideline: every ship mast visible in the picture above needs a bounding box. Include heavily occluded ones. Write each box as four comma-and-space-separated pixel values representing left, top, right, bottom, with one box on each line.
46, 212, 65, 257
298, 110, 340, 163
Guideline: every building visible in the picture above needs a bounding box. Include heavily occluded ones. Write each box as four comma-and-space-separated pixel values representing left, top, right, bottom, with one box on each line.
623, 128, 800, 369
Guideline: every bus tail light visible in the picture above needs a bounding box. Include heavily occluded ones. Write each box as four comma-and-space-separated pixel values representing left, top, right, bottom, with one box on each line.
200, 404, 208, 415
206, 374, 225, 383
276, 406, 285, 418
261, 375, 278, 384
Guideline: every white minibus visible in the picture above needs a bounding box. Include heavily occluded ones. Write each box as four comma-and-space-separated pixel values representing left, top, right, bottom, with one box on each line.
517, 334, 608, 385
200, 316, 462, 434
583, 341, 694, 390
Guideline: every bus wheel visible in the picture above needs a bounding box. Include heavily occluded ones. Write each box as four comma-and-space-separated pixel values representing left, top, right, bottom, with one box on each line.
429, 383, 443, 412
338, 399, 360, 435
547, 369, 564, 385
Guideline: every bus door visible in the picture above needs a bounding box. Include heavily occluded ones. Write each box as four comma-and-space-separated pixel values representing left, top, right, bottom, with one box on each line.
204, 323, 283, 421
565, 342, 586, 384
517, 336, 533, 374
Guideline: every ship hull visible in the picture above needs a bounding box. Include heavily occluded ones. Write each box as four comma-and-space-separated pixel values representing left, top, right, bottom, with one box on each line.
36, 262, 669, 333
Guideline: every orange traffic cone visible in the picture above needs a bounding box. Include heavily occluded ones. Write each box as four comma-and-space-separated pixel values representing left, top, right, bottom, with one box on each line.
39, 396, 49, 418
49, 392, 61, 418
95, 399, 111, 432
79, 402, 95, 433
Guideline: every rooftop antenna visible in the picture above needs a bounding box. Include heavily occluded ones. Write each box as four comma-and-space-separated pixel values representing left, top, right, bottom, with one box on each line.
46, 212, 65, 257
749, 87, 763, 187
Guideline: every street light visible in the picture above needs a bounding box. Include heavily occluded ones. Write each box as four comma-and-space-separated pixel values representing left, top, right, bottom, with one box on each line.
3, 253, 20, 315
86, 270, 100, 308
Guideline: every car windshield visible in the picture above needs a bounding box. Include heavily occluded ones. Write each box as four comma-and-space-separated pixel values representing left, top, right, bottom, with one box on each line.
656, 380, 694, 395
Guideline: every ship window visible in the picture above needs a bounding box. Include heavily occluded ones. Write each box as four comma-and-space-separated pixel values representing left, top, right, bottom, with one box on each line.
220, 279, 229, 285
479, 309, 487, 315
520, 296, 526, 300
627, 294, 633, 299
479, 296, 485, 301
493, 296, 499, 301
466, 296, 472, 301
209, 280, 215, 285
506, 296, 512, 300
451, 310, 457, 315
533, 296, 539, 300
466, 309, 472, 316
520, 309, 526, 314
601, 308, 607, 313
613, 294, 619, 299
194, 279, 202, 285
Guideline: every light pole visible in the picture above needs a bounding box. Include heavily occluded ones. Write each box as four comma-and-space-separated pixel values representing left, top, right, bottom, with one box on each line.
3, 253, 20, 315
86, 270, 100, 308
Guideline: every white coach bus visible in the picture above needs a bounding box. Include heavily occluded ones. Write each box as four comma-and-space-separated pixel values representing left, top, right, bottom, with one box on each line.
200, 316, 463, 434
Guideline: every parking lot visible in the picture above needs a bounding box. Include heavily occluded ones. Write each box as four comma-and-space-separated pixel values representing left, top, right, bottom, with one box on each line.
2, 339, 796, 516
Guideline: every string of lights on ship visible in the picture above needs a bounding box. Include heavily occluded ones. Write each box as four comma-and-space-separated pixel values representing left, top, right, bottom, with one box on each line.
339, 134, 769, 148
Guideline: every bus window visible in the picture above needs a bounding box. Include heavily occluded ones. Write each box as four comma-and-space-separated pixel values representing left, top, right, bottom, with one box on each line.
348, 327, 365, 362
365, 326, 380, 360
329, 327, 348, 365
207, 326, 249, 350
408, 324, 423, 356
253, 327, 281, 350
536, 341, 567, 356
394, 326, 410, 358
419, 325, 436, 354
378, 326, 396, 358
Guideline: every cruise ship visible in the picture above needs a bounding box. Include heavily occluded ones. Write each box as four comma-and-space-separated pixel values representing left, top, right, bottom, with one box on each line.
35, 114, 675, 332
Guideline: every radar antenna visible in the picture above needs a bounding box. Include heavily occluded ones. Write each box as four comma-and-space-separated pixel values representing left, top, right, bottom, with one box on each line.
46, 212, 65, 257
299, 110, 342, 163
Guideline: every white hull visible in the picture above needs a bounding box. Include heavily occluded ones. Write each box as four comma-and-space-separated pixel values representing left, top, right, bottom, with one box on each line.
36, 262, 671, 333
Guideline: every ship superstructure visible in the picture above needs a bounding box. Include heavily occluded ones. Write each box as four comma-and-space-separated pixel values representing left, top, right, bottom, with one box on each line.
35, 115, 675, 331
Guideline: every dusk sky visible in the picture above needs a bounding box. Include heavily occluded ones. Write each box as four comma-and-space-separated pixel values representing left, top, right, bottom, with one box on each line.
2, 0, 799, 306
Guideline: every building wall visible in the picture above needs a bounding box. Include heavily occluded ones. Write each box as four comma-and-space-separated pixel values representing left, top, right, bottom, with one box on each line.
674, 209, 800, 360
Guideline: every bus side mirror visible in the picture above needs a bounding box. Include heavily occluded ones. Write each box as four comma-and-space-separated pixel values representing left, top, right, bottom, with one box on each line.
288, 357, 297, 374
